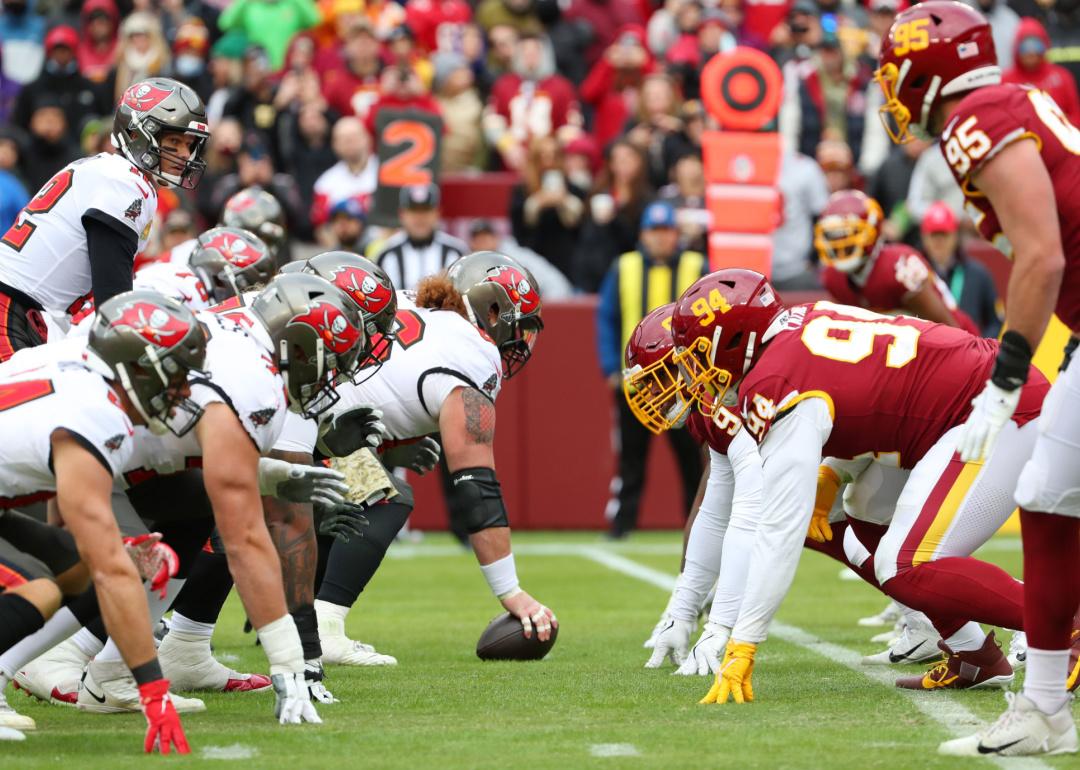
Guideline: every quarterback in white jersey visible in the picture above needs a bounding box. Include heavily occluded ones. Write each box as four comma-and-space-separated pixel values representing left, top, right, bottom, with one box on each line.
0, 78, 210, 358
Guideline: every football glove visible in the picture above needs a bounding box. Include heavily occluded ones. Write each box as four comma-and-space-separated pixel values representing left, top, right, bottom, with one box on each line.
381, 437, 441, 474
304, 659, 338, 704
271, 671, 323, 725
958, 380, 1021, 463
315, 500, 369, 543
316, 405, 387, 457
807, 465, 840, 543
700, 640, 756, 704
645, 618, 694, 669
676, 622, 730, 676
123, 533, 178, 600
139, 679, 190, 754
258, 458, 350, 506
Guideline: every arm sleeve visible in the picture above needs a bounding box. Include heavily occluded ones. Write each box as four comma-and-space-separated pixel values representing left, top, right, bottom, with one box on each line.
730, 398, 832, 643
595, 267, 621, 377
82, 212, 138, 307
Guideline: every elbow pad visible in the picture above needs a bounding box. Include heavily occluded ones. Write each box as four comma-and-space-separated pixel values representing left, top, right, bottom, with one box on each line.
448, 467, 509, 533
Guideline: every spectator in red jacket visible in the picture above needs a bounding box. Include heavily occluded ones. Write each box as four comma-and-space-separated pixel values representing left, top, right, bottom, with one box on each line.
363, 65, 442, 142
405, 0, 472, 53
322, 18, 384, 119
484, 32, 581, 171
77, 0, 120, 85
580, 25, 656, 150
1002, 17, 1080, 126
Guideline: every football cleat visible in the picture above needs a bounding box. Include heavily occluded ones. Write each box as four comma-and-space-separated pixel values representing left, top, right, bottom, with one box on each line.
1070, 629, 1080, 692
895, 631, 1013, 691
76, 659, 206, 714
158, 630, 271, 693
0, 679, 35, 731
12, 638, 88, 706
857, 600, 902, 628
318, 614, 397, 667
862, 616, 941, 665
939, 692, 1078, 757
1007, 630, 1027, 672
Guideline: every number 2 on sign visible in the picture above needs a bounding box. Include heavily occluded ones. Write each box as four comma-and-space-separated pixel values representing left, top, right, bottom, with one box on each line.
691, 288, 732, 327
892, 18, 930, 56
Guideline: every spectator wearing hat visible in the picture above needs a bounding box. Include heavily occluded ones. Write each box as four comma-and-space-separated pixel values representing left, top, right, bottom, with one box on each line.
563, 134, 600, 192
0, 128, 30, 231
23, 98, 79, 193
311, 117, 378, 229
467, 217, 574, 300
0, 0, 46, 87
580, 25, 657, 151
77, 0, 120, 85
321, 18, 384, 119
595, 199, 705, 539
476, 0, 544, 35
222, 45, 281, 157
1003, 18, 1080, 126
107, 12, 172, 103
363, 65, 442, 143
171, 18, 213, 102
509, 135, 586, 280
432, 51, 485, 172
374, 183, 467, 290
921, 201, 1001, 338
667, 5, 737, 98
218, 0, 321, 71
484, 32, 580, 171
771, 0, 822, 71
325, 196, 371, 253
13, 26, 107, 144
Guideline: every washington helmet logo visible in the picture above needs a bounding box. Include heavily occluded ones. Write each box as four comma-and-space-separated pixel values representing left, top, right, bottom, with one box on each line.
329, 266, 391, 314
122, 83, 172, 112
109, 302, 190, 347
484, 266, 540, 315
290, 302, 361, 355
203, 232, 262, 268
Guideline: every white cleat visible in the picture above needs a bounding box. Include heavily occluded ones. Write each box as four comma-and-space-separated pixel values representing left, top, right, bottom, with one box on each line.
857, 600, 903, 628
939, 692, 1078, 757
1007, 630, 1027, 671
0, 726, 25, 741
862, 617, 942, 665
77, 659, 206, 714
12, 638, 88, 706
319, 616, 397, 667
644, 612, 673, 650
158, 632, 271, 693
0, 680, 35, 731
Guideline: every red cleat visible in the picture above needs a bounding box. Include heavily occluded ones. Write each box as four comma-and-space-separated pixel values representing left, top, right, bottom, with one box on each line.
895, 630, 1014, 691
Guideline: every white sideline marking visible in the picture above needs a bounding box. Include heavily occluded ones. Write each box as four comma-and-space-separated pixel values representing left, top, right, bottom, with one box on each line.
386, 542, 683, 560
589, 743, 640, 757
577, 548, 1053, 770
202, 744, 258, 760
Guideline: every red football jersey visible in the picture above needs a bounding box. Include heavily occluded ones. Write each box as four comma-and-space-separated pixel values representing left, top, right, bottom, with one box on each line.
736, 302, 1047, 466
941, 83, 1080, 330
487, 74, 580, 143
821, 244, 980, 335
686, 407, 741, 455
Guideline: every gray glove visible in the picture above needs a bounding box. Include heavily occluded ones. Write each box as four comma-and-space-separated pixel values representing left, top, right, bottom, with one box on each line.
381, 437, 441, 474
316, 500, 369, 543
316, 405, 387, 458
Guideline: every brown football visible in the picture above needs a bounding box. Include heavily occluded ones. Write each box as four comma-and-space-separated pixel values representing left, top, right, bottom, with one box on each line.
475, 612, 558, 661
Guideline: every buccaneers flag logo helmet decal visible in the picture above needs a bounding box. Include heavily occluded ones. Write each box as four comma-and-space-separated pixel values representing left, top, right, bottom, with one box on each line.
110, 302, 192, 347
202, 232, 262, 268
290, 302, 361, 355
328, 266, 392, 315
121, 83, 173, 112
484, 266, 540, 315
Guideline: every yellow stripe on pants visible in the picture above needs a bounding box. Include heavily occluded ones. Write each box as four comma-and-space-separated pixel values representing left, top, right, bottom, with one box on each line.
912, 462, 983, 567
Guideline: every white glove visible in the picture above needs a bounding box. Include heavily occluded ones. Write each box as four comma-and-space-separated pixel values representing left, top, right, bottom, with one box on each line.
644, 618, 694, 669
304, 659, 338, 705
957, 380, 1021, 462
675, 622, 731, 676
271, 671, 323, 725
258, 458, 350, 505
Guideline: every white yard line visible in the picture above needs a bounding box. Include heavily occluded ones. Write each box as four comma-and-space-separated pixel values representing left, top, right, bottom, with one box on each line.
386, 542, 684, 559
576, 547, 1052, 770
589, 743, 641, 757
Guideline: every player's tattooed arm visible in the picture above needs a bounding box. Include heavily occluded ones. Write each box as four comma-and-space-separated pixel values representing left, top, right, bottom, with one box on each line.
263, 450, 317, 610
462, 388, 496, 446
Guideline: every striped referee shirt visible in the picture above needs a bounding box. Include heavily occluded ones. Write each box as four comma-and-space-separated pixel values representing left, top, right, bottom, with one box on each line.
375, 230, 468, 291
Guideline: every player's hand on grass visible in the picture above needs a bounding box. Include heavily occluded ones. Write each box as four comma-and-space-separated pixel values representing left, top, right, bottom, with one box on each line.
304, 659, 339, 704
501, 589, 557, 642
958, 380, 1021, 462
316, 405, 387, 457
676, 622, 730, 676
644, 618, 693, 669
315, 500, 369, 543
139, 679, 190, 755
272, 671, 323, 725
381, 437, 441, 474
700, 641, 756, 704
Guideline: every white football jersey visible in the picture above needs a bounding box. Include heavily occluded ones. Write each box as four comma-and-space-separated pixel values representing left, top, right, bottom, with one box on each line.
132, 262, 212, 312
0, 355, 135, 506
163, 238, 197, 269
274, 292, 502, 453
119, 308, 287, 487
0, 153, 157, 316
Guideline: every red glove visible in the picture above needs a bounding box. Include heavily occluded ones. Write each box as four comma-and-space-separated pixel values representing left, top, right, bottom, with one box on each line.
123, 533, 179, 599
139, 679, 190, 755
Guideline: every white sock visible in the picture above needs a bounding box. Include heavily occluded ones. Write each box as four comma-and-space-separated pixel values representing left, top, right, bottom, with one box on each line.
168, 612, 215, 641
842, 526, 870, 568
95, 638, 122, 663
944, 622, 986, 653
70, 628, 105, 659
314, 599, 349, 625
0, 607, 80, 677
1024, 647, 1070, 715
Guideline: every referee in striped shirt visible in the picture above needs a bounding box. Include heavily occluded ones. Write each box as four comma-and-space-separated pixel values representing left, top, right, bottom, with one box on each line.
374, 183, 467, 290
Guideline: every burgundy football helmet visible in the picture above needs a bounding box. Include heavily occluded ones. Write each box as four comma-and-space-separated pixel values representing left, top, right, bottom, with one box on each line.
814, 190, 886, 274
623, 303, 689, 435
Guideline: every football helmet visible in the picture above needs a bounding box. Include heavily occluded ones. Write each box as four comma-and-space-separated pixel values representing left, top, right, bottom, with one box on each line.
814, 190, 886, 273
671, 269, 784, 416
89, 290, 208, 436
112, 78, 209, 189
220, 188, 287, 262
875, 1, 1000, 143
250, 274, 366, 418
623, 304, 690, 435
447, 252, 544, 379
188, 227, 274, 303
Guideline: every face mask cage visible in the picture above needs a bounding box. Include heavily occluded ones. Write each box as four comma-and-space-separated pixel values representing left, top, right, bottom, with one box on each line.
121, 347, 207, 437
126, 118, 209, 189
622, 352, 690, 435
672, 337, 733, 419
874, 62, 915, 144
500, 316, 543, 379
814, 217, 873, 272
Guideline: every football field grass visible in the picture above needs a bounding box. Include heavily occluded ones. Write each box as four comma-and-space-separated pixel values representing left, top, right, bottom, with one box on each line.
3, 531, 1074, 769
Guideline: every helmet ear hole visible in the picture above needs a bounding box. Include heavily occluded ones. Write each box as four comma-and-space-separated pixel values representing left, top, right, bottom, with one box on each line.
910, 74, 927, 90
726, 331, 743, 350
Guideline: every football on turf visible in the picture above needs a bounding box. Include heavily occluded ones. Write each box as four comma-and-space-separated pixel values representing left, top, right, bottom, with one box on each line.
476, 612, 558, 661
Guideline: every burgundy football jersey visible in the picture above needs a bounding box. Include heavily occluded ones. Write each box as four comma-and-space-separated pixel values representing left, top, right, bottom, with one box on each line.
941, 84, 1080, 330
686, 407, 741, 455
736, 302, 1047, 466
821, 244, 980, 335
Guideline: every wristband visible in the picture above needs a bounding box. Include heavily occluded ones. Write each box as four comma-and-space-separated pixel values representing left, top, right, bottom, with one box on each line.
479, 553, 520, 599
131, 658, 164, 686
257, 614, 305, 676
990, 330, 1033, 390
